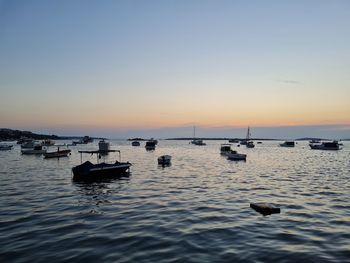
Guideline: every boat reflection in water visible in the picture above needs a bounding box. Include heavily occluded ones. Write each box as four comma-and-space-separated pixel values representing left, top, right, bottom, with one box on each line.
72, 150, 131, 182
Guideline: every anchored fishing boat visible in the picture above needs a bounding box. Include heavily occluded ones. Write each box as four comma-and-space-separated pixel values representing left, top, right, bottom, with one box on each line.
72, 150, 131, 181
132, 141, 140, 146
44, 146, 71, 159
21, 145, 46, 155
226, 150, 247, 161
41, 139, 55, 146
309, 141, 340, 150
145, 140, 156, 150
220, 144, 232, 155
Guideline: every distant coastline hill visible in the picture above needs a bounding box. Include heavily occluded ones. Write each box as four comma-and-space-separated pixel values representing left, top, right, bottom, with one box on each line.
0, 128, 59, 141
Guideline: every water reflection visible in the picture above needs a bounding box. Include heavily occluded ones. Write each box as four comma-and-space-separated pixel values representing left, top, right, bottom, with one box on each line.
0, 140, 349, 262
73, 176, 130, 214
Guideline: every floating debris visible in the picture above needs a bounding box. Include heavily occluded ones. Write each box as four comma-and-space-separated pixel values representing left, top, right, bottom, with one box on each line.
250, 203, 280, 216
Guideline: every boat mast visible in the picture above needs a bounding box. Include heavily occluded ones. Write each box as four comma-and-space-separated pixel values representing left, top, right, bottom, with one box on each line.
193, 126, 196, 139
246, 126, 250, 140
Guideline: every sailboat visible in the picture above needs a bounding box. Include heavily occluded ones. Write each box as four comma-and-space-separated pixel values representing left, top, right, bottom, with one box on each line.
190, 126, 206, 146
245, 126, 255, 148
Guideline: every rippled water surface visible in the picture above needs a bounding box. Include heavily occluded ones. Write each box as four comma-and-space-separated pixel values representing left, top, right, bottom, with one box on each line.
1, 140, 350, 262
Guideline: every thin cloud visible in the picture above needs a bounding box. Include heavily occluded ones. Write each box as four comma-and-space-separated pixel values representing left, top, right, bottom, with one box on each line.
278, 79, 301, 84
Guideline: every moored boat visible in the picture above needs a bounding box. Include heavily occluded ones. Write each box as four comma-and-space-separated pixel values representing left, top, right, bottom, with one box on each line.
17, 137, 32, 145
132, 141, 140, 146
191, 139, 206, 146
145, 140, 156, 150
149, 138, 158, 145
240, 140, 247, 145
41, 139, 55, 146
0, 144, 13, 151
246, 141, 255, 148
190, 126, 206, 146
227, 150, 247, 161
309, 141, 340, 150
241, 126, 253, 146
44, 146, 71, 159
158, 155, 172, 165
21, 141, 36, 149
280, 141, 295, 147
72, 150, 131, 181
72, 136, 93, 145
21, 145, 46, 155
220, 144, 232, 155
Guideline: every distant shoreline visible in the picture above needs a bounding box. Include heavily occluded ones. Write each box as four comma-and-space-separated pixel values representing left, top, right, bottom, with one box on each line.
1, 128, 348, 142
165, 138, 280, 141
0, 128, 101, 141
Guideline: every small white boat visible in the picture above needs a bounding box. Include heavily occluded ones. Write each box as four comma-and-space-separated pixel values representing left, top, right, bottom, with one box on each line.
227, 150, 247, 161
158, 155, 171, 165
280, 141, 295, 147
220, 144, 232, 155
41, 139, 55, 146
98, 139, 110, 153
309, 141, 340, 150
21, 141, 35, 149
0, 144, 13, 151
132, 141, 140, 146
21, 145, 46, 155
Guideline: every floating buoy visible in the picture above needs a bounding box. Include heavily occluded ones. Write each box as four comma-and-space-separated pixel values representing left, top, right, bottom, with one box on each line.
250, 203, 280, 216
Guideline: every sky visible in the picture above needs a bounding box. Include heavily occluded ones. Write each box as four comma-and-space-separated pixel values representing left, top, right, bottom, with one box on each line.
0, 0, 349, 139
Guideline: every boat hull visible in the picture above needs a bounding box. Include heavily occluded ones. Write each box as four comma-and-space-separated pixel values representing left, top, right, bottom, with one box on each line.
227, 153, 247, 161
44, 150, 71, 159
72, 161, 131, 181
309, 145, 339, 150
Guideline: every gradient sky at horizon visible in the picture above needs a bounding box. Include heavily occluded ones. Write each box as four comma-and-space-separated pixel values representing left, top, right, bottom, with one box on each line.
1, 0, 349, 138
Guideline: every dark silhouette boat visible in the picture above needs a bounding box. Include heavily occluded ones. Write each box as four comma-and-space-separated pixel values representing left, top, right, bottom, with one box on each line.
72, 150, 131, 181
220, 143, 232, 155
158, 155, 171, 165
309, 141, 340, 150
145, 140, 156, 150
280, 141, 295, 147
44, 146, 71, 159
132, 141, 140, 146
246, 141, 255, 148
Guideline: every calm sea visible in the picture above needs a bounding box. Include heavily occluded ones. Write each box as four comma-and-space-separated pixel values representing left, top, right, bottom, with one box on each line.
0, 140, 349, 262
